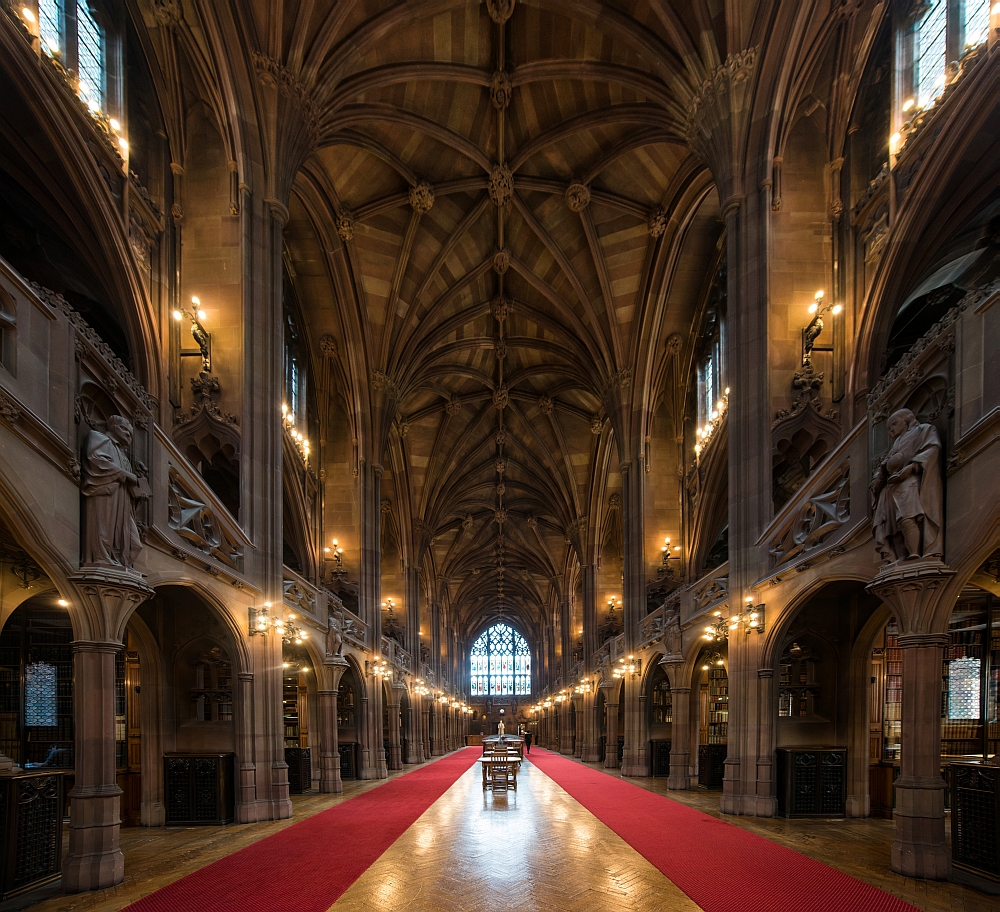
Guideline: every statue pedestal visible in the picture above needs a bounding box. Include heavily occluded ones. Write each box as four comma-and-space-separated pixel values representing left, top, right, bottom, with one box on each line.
868, 561, 955, 881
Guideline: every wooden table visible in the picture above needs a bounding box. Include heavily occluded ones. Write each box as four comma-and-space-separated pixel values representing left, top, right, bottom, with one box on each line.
479, 756, 520, 791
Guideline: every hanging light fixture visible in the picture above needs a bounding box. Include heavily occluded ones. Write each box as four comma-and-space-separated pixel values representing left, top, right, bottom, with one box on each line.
702, 610, 734, 642
612, 654, 641, 679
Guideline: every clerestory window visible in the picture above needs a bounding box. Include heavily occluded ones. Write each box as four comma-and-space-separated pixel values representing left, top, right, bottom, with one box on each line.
911, 0, 993, 110
469, 622, 531, 696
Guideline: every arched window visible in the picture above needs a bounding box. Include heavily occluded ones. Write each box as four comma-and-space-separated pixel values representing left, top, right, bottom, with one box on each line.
469, 622, 531, 696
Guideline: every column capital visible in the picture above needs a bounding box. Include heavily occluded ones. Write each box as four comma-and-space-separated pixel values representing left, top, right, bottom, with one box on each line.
866, 560, 955, 630
67, 569, 154, 641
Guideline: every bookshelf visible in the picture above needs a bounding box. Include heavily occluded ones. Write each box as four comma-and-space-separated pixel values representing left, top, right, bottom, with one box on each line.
882, 621, 902, 762
706, 666, 728, 745
282, 672, 300, 748
0, 607, 74, 770
651, 680, 672, 725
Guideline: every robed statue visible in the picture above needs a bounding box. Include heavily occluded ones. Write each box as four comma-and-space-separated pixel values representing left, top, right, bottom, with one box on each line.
326, 616, 344, 657
663, 610, 682, 659
81, 415, 149, 570
870, 408, 944, 563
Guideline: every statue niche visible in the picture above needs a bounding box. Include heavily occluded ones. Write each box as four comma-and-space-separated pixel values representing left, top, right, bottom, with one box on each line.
81, 414, 149, 570
870, 408, 944, 564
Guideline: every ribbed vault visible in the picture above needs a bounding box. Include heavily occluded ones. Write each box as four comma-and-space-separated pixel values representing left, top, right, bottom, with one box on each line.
280, 0, 723, 641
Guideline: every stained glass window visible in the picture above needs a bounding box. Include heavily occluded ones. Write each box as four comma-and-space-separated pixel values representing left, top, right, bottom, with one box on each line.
25, 662, 58, 727
965, 0, 990, 48
38, 0, 62, 56
948, 656, 981, 720
469, 623, 531, 696
77, 3, 104, 111
916, 1, 947, 108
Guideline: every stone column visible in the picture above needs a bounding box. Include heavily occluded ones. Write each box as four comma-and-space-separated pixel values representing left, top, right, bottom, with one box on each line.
423, 704, 434, 757
869, 561, 955, 880
386, 682, 404, 770
318, 657, 349, 793
63, 641, 124, 892
602, 687, 620, 769
404, 695, 421, 763
580, 690, 600, 761
560, 700, 574, 754
63, 571, 152, 893
235, 672, 258, 816
665, 662, 691, 789
892, 633, 951, 878
573, 697, 584, 757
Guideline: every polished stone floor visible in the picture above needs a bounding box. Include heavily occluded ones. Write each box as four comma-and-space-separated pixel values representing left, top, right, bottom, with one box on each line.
331, 760, 701, 912
7, 754, 997, 912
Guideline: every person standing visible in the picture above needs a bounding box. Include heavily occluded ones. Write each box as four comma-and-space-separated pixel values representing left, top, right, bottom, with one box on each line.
524, 729, 532, 754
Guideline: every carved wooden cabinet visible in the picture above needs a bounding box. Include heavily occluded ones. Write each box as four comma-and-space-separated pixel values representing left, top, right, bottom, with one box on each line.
649, 740, 671, 777
776, 748, 846, 817
285, 748, 311, 794
951, 761, 1000, 883
0, 772, 65, 900
164, 752, 234, 825
698, 743, 726, 789
338, 742, 357, 780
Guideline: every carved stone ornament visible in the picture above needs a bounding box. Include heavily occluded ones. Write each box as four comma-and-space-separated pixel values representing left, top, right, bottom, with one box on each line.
490, 70, 512, 110
462, 514, 474, 531
591, 416, 603, 435
665, 333, 682, 355
445, 396, 462, 416
409, 181, 435, 214
565, 183, 591, 212
495, 428, 507, 447
492, 386, 509, 410
692, 573, 729, 613
320, 335, 338, 357
488, 163, 514, 208
167, 468, 243, 570
870, 409, 944, 564
495, 456, 507, 475
284, 577, 317, 616
769, 467, 850, 567
81, 415, 148, 571
0, 391, 21, 425
538, 395, 553, 414
650, 208, 675, 241
492, 249, 510, 274
335, 209, 355, 243
494, 338, 508, 360
250, 51, 320, 146
486, 0, 516, 24
492, 295, 510, 323
175, 372, 239, 429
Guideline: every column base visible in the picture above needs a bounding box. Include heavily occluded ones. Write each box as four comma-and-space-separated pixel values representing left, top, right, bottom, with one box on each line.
667, 750, 690, 789
63, 786, 124, 893
891, 777, 951, 879
388, 746, 402, 770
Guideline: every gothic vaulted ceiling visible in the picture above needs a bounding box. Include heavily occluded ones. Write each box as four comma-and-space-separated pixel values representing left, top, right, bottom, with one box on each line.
279, 0, 725, 637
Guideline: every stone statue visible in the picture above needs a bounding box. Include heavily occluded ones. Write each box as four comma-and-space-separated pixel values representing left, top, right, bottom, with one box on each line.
497, 719, 505, 736
325, 616, 344, 657
870, 408, 944, 563
81, 415, 148, 570
664, 610, 682, 658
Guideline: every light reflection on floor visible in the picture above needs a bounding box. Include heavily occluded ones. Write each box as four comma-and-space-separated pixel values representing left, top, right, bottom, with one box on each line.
330, 758, 703, 912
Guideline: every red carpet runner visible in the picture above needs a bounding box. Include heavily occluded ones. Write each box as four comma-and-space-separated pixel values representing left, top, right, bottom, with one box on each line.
528, 749, 919, 912
124, 748, 480, 912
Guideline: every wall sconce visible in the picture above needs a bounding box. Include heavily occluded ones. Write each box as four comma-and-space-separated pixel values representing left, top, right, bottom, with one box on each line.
801, 290, 841, 368
326, 538, 347, 579
702, 610, 733, 642
438, 694, 449, 704
366, 657, 391, 678
613, 655, 641, 679
248, 603, 273, 636
736, 596, 766, 634
413, 679, 430, 696
173, 297, 212, 373
658, 537, 682, 580
574, 679, 592, 695
701, 651, 726, 671
543, 699, 552, 708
